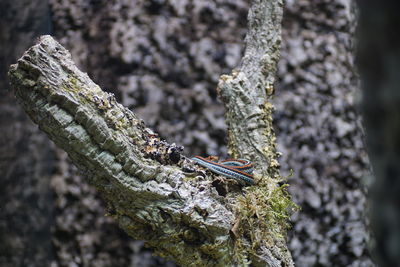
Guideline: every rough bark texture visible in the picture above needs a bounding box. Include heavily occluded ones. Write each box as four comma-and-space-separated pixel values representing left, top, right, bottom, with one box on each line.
9, 28, 292, 267
1, 0, 375, 266
357, 1, 400, 266
275, 1, 375, 266
218, 0, 282, 178
216, 1, 295, 265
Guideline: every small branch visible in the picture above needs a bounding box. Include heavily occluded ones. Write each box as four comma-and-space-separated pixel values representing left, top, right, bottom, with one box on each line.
242, 0, 283, 95
217, 0, 294, 266
218, 0, 283, 178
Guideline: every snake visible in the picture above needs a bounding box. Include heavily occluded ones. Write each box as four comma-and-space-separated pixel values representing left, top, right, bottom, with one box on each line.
191, 156, 255, 185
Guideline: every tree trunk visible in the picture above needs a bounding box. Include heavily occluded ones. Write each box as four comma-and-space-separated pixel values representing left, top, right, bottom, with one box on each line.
275, 1, 375, 266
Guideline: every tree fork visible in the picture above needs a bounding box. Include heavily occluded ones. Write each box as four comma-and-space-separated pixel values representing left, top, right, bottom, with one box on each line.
8, 0, 295, 266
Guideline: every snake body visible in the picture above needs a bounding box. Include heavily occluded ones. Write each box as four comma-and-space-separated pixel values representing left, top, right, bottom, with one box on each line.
191, 156, 254, 185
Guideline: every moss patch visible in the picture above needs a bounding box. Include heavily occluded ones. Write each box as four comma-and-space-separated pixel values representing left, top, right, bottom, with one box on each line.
233, 174, 299, 264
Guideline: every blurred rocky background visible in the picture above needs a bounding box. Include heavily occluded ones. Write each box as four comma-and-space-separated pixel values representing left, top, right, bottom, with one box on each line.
0, 0, 374, 266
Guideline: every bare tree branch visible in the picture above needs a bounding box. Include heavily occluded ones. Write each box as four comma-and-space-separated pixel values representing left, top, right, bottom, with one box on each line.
9, 35, 237, 266
217, 1, 295, 266
218, 0, 282, 177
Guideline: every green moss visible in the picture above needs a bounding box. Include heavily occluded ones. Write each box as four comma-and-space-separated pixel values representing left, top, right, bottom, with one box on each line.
233, 175, 299, 264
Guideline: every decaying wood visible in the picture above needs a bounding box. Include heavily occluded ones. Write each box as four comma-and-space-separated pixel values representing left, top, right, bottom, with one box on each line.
8, 0, 293, 266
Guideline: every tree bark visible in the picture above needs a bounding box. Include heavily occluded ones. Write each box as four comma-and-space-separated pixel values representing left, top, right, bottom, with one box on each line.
275, 1, 374, 266
218, 0, 282, 178
8, 0, 293, 265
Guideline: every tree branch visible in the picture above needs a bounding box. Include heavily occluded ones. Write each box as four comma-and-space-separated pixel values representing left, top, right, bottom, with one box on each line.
9, 35, 237, 266
8, 0, 294, 266
217, 0, 295, 266
218, 0, 282, 178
